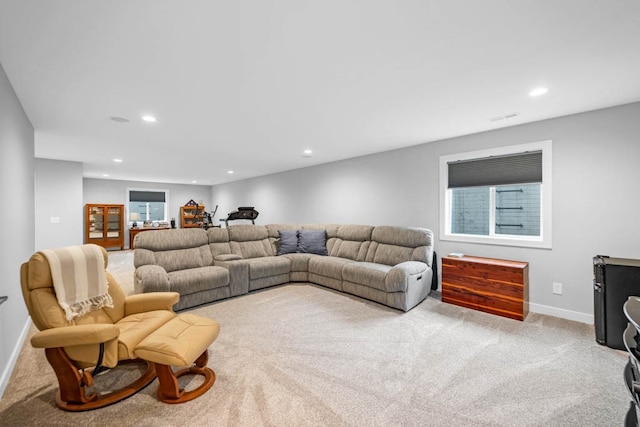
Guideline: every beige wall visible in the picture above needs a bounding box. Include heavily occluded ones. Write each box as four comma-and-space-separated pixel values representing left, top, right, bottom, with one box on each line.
35, 159, 84, 250
0, 62, 34, 397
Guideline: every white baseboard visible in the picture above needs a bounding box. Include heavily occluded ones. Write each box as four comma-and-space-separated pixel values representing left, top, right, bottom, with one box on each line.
0, 316, 31, 400
529, 302, 594, 324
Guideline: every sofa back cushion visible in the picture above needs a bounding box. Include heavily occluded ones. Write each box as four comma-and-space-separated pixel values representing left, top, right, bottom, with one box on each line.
154, 246, 213, 272
227, 225, 273, 259
134, 229, 214, 271
207, 227, 232, 258
328, 225, 373, 261
367, 226, 434, 266
323, 225, 340, 255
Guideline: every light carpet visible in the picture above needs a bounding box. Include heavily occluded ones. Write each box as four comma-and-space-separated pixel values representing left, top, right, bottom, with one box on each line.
0, 251, 631, 426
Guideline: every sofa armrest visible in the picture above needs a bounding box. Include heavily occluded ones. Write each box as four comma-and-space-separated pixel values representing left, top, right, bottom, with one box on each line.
124, 292, 179, 316
135, 264, 170, 293
31, 324, 120, 349
214, 259, 249, 296
215, 254, 243, 262
392, 261, 428, 276
385, 261, 429, 292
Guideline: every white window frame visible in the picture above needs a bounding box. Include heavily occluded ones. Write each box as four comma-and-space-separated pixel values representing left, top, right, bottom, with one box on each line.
439, 140, 552, 249
126, 188, 169, 225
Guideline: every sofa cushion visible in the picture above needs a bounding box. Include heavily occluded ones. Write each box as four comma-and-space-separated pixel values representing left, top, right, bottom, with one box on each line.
231, 240, 271, 259
215, 254, 242, 262
369, 226, 433, 265
227, 224, 268, 241
228, 225, 272, 258
369, 243, 414, 267
136, 228, 208, 251
342, 262, 393, 292
337, 225, 374, 241
372, 226, 431, 247
328, 225, 373, 261
243, 256, 291, 280
281, 253, 315, 272
308, 256, 355, 280
167, 266, 229, 295
297, 229, 328, 255
133, 248, 156, 269
154, 245, 213, 272
277, 230, 299, 255
207, 228, 232, 258
330, 240, 370, 261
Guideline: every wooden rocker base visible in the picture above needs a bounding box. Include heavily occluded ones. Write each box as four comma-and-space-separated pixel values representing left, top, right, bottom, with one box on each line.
46, 347, 157, 412
154, 350, 216, 404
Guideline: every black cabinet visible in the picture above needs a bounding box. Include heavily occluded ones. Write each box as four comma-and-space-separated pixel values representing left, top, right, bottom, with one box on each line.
594, 256, 640, 350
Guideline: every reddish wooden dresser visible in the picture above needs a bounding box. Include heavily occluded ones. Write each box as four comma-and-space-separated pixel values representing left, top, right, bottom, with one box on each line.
441, 255, 529, 321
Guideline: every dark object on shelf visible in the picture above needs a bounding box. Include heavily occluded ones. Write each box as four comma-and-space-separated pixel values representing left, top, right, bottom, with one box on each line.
0, 296, 7, 306
594, 255, 640, 350
221, 207, 259, 227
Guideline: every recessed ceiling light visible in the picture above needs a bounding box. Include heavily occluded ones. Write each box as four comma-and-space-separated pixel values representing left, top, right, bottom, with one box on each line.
303, 149, 313, 157
227, 170, 234, 174
142, 115, 157, 122
102, 174, 109, 177
529, 87, 548, 97
110, 116, 130, 123
113, 158, 123, 163
192, 180, 197, 183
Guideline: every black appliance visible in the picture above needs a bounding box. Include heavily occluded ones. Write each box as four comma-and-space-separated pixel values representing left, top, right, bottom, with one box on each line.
221, 207, 259, 227
594, 255, 640, 350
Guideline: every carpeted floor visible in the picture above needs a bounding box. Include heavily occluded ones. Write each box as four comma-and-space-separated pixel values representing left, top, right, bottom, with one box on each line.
0, 251, 631, 426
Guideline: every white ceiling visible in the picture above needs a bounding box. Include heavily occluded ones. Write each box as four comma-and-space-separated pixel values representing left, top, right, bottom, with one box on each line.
1, 1, 639, 185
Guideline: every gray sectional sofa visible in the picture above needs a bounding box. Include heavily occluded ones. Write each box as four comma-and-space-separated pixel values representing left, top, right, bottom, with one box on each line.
134, 224, 435, 312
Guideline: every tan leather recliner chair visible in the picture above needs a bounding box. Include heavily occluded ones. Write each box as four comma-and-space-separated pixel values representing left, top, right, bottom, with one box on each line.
20, 246, 180, 411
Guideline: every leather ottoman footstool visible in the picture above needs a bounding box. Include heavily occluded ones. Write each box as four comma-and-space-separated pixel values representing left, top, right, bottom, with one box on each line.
135, 313, 220, 403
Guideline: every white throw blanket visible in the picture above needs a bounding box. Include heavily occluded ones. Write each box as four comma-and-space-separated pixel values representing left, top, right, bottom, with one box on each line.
41, 244, 114, 322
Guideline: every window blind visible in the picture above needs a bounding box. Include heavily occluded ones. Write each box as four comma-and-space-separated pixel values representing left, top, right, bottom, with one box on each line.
447, 151, 542, 188
129, 190, 166, 202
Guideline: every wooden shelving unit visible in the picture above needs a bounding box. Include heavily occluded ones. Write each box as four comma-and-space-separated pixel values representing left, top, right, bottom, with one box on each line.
180, 205, 206, 228
85, 204, 125, 250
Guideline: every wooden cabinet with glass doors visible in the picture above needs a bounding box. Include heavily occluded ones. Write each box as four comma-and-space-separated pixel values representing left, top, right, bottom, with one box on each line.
85, 204, 125, 250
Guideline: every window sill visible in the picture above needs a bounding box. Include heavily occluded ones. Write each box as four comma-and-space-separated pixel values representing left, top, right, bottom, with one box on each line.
441, 233, 551, 249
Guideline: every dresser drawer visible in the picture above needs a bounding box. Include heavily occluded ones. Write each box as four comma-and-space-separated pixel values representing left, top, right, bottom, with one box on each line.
442, 256, 529, 321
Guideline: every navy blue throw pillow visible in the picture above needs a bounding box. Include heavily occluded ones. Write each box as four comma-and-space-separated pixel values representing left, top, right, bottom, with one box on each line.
277, 230, 298, 255
297, 229, 328, 256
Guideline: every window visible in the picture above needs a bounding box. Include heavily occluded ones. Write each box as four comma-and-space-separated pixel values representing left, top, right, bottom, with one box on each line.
127, 189, 168, 225
440, 141, 552, 248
